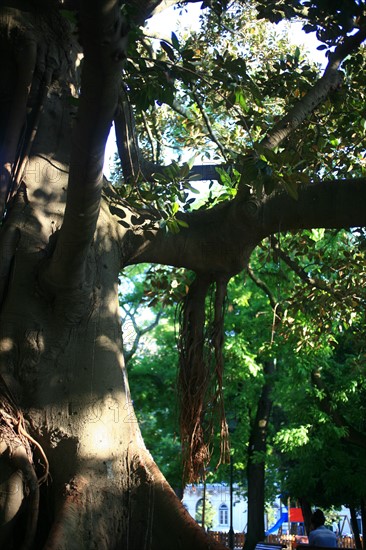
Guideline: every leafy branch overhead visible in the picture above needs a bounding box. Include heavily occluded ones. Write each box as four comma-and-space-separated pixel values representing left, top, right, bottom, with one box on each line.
111, 0, 366, 222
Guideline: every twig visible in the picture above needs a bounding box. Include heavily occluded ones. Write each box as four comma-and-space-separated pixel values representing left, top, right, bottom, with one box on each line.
192, 91, 227, 160
270, 235, 344, 302
247, 264, 282, 344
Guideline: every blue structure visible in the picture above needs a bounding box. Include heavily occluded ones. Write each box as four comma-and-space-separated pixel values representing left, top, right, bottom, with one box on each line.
266, 512, 289, 535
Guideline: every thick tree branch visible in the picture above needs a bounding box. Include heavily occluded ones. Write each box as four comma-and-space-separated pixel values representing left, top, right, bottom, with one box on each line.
125, 197, 257, 275
40, 1, 127, 293
260, 27, 366, 151
260, 178, 366, 236
123, 177, 366, 275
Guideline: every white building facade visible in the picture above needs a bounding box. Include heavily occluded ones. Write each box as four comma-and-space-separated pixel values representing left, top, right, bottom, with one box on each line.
182, 483, 247, 533
182, 485, 360, 539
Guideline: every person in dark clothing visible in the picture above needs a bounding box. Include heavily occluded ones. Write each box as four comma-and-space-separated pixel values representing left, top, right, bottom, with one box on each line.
309, 509, 337, 547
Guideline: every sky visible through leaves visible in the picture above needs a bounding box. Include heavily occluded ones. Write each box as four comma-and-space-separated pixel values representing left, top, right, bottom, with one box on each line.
103, 2, 327, 177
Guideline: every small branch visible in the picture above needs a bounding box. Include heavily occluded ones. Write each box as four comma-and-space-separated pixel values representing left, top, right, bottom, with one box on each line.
141, 111, 158, 163
170, 99, 196, 121
192, 91, 227, 159
247, 264, 282, 344
247, 265, 279, 313
270, 235, 344, 302
121, 305, 163, 364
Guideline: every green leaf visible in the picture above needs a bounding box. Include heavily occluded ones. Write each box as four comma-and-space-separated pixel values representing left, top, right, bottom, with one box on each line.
166, 219, 180, 234
235, 89, 249, 112
183, 182, 200, 193
153, 173, 168, 182
186, 154, 198, 170
160, 41, 175, 62
177, 219, 189, 228
171, 202, 179, 215
180, 163, 190, 178
171, 32, 180, 51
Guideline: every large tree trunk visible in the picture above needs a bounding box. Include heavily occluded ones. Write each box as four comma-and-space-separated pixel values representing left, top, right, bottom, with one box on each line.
0, 3, 225, 548
0, 135, 224, 550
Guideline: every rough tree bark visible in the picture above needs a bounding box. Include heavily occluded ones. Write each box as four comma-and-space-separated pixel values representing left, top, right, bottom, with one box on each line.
0, 1, 225, 548
0, 1, 366, 549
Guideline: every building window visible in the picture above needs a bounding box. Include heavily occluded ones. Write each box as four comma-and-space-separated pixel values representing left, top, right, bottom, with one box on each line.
219, 503, 229, 525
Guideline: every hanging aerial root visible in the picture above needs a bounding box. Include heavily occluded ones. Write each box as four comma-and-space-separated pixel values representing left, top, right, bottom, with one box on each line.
178, 273, 230, 483
211, 277, 230, 469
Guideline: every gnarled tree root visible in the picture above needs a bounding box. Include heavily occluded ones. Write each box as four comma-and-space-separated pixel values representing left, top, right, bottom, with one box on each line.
0, 441, 39, 550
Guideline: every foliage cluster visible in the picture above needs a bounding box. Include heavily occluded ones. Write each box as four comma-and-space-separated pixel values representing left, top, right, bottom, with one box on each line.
123, 224, 366, 510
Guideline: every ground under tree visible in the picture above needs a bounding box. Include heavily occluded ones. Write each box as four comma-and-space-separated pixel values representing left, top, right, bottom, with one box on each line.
0, 0, 366, 549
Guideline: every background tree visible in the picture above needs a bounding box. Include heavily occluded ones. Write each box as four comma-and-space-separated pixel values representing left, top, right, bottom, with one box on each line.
196, 496, 216, 531
268, 228, 366, 544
